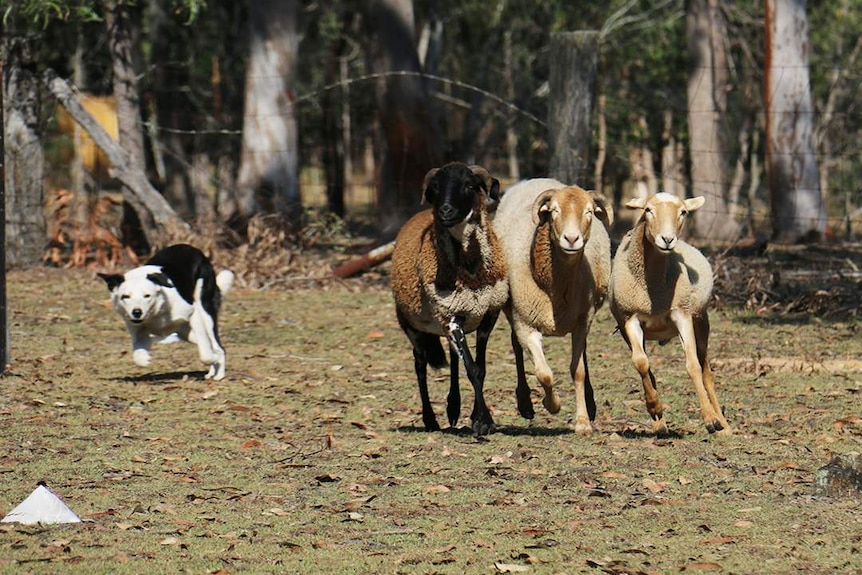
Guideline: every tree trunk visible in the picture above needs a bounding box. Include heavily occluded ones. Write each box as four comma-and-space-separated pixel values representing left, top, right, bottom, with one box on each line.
149, 0, 195, 220
765, 0, 825, 242
234, 0, 301, 226
661, 109, 685, 198
686, 0, 739, 240
503, 30, 519, 182
363, 0, 442, 233
106, 0, 157, 251
548, 31, 599, 187
594, 94, 607, 196
3, 36, 45, 267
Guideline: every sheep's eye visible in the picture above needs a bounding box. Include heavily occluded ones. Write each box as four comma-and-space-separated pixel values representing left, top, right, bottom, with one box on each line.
644, 207, 653, 216
680, 210, 688, 218
120, 294, 130, 300
144, 294, 151, 298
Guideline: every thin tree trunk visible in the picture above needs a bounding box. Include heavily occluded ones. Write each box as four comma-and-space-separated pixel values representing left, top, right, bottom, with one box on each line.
548, 31, 599, 186
234, 0, 300, 225
503, 30, 519, 182
764, 0, 825, 242
149, 0, 195, 220
106, 0, 157, 250
661, 109, 685, 198
594, 94, 607, 196
686, 0, 739, 240
3, 36, 45, 267
364, 0, 442, 233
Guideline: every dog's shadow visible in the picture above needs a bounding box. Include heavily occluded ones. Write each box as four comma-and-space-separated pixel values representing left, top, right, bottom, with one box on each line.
118, 370, 210, 384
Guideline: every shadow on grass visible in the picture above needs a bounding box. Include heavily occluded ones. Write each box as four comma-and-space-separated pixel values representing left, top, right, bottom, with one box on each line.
393, 423, 576, 438
117, 370, 210, 384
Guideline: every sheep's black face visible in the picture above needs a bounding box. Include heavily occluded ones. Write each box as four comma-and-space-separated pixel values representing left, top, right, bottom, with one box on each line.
423, 163, 495, 229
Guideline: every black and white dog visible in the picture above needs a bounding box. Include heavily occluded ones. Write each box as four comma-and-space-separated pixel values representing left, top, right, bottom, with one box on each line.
98, 244, 235, 381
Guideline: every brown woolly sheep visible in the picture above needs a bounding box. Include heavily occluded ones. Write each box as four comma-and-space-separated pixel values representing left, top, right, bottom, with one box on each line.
390, 162, 509, 436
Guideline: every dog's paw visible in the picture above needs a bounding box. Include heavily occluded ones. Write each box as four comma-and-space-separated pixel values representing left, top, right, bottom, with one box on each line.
133, 349, 151, 367
205, 363, 225, 381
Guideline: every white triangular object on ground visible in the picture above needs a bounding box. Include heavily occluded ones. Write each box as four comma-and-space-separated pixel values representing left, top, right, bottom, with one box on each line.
1, 484, 81, 525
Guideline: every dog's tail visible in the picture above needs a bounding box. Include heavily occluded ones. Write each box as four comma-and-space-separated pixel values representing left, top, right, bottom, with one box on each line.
216, 270, 235, 296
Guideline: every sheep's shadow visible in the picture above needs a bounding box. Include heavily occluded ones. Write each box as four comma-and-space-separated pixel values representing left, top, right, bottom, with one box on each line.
393, 423, 576, 438
117, 370, 210, 384
617, 427, 687, 440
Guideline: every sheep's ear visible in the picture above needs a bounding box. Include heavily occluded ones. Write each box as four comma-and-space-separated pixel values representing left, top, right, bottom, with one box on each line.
468, 165, 500, 202
684, 196, 706, 212
421, 168, 440, 205
147, 272, 174, 288
591, 193, 614, 228
625, 197, 647, 210
98, 272, 124, 292
532, 190, 556, 225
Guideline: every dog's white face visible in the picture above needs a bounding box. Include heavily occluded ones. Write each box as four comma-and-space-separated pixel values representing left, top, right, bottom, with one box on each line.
104, 266, 170, 325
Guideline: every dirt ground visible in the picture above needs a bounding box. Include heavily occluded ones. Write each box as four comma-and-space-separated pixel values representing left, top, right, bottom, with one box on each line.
1, 264, 861, 574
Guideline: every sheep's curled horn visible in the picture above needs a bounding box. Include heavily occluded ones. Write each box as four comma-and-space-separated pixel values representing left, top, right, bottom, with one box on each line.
420, 164, 501, 205
532, 189, 559, 225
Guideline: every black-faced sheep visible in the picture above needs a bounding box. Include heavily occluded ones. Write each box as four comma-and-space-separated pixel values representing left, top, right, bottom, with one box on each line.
609, 192, 731, 436
494, 178, 612, 434
390, 162, 509, 437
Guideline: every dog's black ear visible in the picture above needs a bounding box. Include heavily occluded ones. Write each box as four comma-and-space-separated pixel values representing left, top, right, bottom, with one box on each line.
146, 272, 174, 288
98, 273, 124, 292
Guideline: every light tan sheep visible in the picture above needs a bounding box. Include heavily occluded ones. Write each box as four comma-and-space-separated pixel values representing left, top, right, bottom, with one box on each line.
390, 162, 509, 437
609, 192, 730, 436
494, 178, 612, 434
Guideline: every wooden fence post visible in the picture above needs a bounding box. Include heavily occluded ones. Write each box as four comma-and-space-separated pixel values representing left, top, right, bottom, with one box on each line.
548, 31, 599, 186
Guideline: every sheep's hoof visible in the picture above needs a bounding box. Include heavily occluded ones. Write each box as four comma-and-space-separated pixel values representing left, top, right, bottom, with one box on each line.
574, 418, 593, 435
542, 393, 561, 415
706, 420, 732, 436
472, 418, 494, 437
652, 418, 669, 437
423, 416, 441, 432
517, 393, 535, 420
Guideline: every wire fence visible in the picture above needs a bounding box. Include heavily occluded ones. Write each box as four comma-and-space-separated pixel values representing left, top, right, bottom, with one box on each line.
37, 63, 862, 245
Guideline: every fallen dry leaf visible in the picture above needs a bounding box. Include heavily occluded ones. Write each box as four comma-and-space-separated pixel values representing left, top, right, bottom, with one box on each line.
425, 484, 451, 494
494, 562, 530, 573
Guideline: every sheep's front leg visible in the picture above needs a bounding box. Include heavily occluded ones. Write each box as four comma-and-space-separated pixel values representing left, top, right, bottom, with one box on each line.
447, 346, 461, 429
670, 309, 725, 434
448, 315, 495, 437
569, 326, 592, 435
622, 316, 667, 435
694, 314, 730, 435
515, 323, 560, 415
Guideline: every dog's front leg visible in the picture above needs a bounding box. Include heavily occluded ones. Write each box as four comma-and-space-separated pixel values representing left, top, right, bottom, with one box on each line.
129, 326, 152, 367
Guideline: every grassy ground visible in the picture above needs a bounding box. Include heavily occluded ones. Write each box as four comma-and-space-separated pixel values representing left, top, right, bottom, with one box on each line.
1, 267, 861, 574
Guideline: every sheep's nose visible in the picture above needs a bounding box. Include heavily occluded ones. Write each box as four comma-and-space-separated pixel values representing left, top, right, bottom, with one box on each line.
131, 308, 143, 319
438, 204, 457, 220
661, 235, 674, 247
563, 234, 581, 247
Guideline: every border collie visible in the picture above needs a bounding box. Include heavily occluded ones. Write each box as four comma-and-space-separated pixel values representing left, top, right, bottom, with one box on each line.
98, 244, 235, 380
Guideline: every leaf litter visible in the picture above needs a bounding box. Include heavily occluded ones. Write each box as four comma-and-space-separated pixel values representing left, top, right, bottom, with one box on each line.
0, 267, 861, 574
